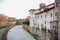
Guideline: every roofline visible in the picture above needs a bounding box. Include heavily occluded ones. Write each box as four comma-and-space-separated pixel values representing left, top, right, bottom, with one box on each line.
35, 3, 55, 15
35, 6, 55, 15
45, 3, 55, 7
39, 3, 55, 9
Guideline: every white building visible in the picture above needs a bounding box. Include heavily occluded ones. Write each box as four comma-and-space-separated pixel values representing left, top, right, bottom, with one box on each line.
29, 3, 59, 29
29, 3, 59, 40
29, 9, 38, 28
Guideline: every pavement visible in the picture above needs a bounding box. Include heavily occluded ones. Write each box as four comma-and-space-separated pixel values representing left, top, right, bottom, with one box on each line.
7, 25, 36, 40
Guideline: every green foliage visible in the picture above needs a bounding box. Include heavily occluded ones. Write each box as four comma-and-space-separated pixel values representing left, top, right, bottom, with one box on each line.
48, 29, 51, 33
41, 27, 46, 31
23, 27, 40, 40
27, 29, 39, 40
23, 20, 29, 25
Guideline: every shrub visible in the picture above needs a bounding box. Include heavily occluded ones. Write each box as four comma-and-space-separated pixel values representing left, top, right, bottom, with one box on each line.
23, 26, 40, 40
48, 29, 52, 33
23, 20, 29, 25
41, 27, 46, 31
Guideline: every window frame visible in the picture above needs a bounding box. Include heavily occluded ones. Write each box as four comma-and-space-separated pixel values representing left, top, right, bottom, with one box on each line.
50, 13, 52, 17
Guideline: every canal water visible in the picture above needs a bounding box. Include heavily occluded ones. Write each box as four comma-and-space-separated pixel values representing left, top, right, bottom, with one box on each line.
7, 25, 35, 40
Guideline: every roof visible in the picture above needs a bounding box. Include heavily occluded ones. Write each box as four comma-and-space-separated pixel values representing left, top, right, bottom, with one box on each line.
35, 3, 55, 15
29, 3, 55, 15
39, 3, 55, 9
29, 9, 39, 12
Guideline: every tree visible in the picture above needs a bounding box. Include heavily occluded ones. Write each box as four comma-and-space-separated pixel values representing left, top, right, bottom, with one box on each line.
23, 19, 29, 25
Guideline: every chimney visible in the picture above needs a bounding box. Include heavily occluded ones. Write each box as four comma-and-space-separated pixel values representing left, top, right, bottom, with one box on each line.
39, 3, 46, 8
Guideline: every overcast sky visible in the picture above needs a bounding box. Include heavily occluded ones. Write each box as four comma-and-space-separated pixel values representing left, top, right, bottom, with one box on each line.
0, 0, 54, 19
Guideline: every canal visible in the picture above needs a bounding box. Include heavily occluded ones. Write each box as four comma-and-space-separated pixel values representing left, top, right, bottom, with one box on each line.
7, 25, 35, 40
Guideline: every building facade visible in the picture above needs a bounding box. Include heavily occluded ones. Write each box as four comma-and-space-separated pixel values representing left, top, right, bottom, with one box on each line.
29, 3, 59, 40
55, 0, 60, 40
29, 9, 38, 28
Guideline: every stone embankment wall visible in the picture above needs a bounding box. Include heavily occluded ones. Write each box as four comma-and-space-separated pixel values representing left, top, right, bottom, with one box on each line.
23, 25, 52, 40
23, 25, 41, 38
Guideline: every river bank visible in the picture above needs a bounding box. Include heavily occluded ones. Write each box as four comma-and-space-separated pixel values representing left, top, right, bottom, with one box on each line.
0, 25, 15, 40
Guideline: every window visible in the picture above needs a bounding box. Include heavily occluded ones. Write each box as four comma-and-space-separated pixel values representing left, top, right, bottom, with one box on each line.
44, 26, 46, 31
38, 16, 39, 19
32, 13, 33, 14
56, 2, 60, 7
38, 24, 39, 27
41, 24, 43, 27
34, 23, 36, 26
50, 13, 52, 17
55, 12, 59, 16
41, 15, 42, 18
33, 20, 34, 22
45, 15, 46, 18
55, 13, 57, 16
45, 21, 46, 24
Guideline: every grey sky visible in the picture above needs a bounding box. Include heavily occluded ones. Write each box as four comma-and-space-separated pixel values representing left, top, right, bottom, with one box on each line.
0, 0, 54, 19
